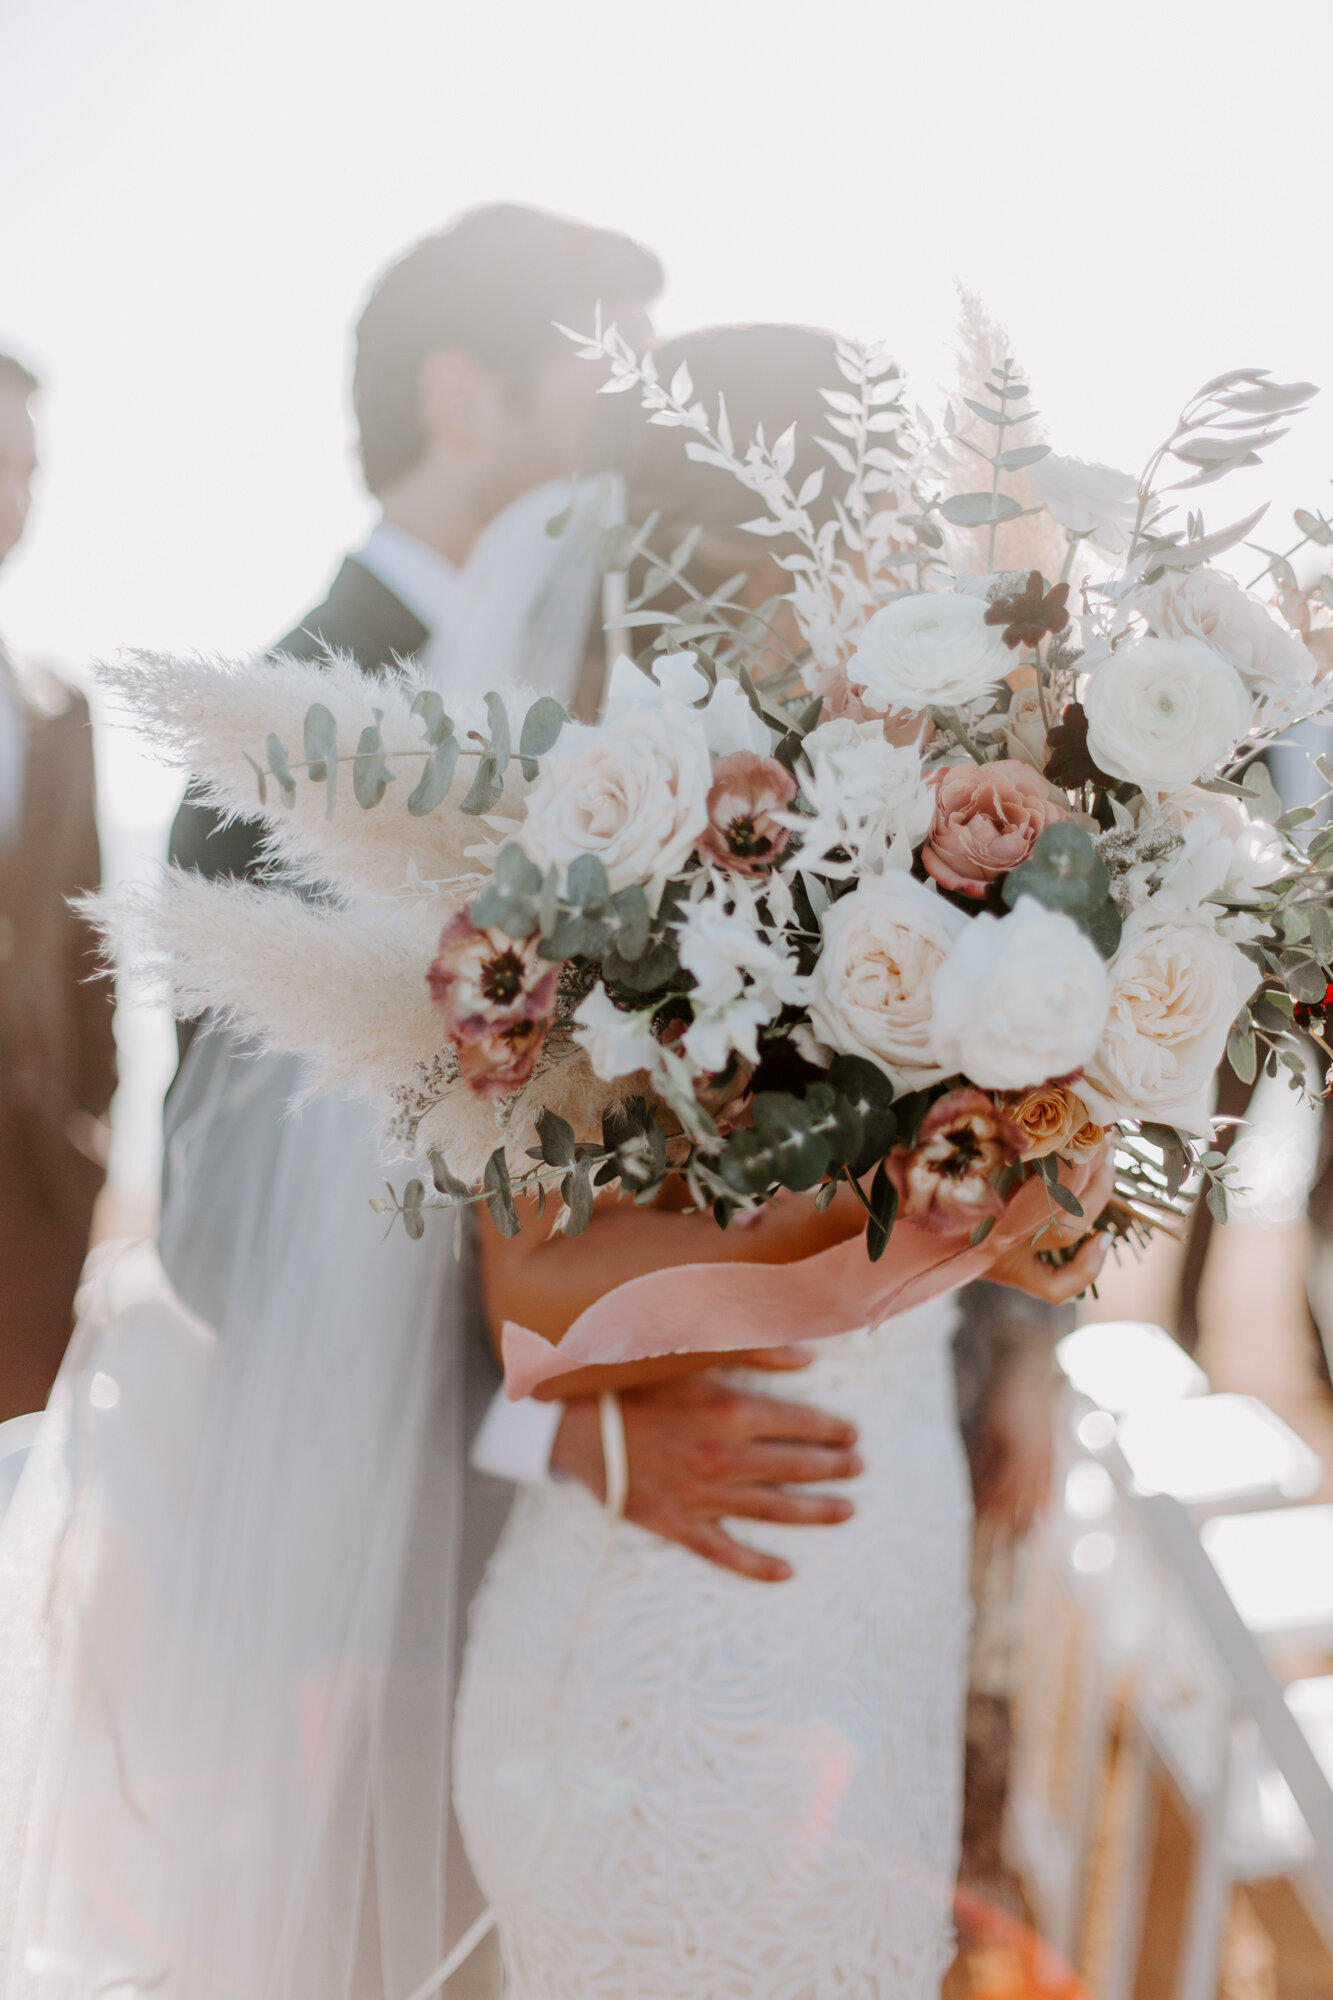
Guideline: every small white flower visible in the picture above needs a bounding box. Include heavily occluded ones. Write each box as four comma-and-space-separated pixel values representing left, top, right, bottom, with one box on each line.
791, 718, 934, 876
675, 887, 804, 1073
1079, 909, 1261, 1135
1028, 453, 1140, 556
931, 896, 1112, 1091
605, 651, 770, 756
1083, 635, 1252, 793
846, 593, 1012, 714
571, 985, 661, 1081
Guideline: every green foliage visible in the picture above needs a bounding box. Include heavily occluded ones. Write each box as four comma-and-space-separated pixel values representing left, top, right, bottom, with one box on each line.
1002, 822, 1122, 958
352, 716, 395, 808
482, 1148, 519, 1237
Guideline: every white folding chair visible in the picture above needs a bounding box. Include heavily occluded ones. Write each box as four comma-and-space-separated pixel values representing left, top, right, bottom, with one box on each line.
0, 1410, 42, 1521
1097, 1472, 1333, 2000
1007, 1323, 1210, 1957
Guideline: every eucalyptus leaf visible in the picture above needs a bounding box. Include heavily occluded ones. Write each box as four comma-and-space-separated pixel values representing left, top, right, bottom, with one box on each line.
429, 1148, 471, 1202
518, 695, 567, 779
561, 1157, 596, 1235
607, 884, 650, 959
401, 1178, 426, 1241
567, 853, 611, 914
1226, 1017, 1258, 1085
535, 1107, 576, 1169
407, 736, 460, 815
410, 688, 453, 748
353, 721, 395, 808
866, 1162, 898, 1263
304, 703, 339, 816
483, 692, 511, 779
997, 443, 1051, 471
938, 491, 1024, 528
265, 734, 296, 809
460, 752, 502, 816
483, 1148, 520, 1238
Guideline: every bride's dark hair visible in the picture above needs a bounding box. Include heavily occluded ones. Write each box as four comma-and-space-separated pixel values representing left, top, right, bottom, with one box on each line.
588, 322, 845, 597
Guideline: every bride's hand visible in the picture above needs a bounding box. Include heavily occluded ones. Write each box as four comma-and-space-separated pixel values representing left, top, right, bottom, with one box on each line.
984, 1144, 1115, 1305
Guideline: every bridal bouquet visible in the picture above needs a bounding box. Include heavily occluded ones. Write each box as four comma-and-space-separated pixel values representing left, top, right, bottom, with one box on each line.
106, 338, 1333, 1275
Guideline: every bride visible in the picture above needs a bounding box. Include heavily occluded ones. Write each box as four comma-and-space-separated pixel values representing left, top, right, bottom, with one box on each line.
452, 327, 1110, 1999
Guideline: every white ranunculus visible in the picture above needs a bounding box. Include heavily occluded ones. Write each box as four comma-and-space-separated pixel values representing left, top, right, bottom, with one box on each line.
793, 718, 934, 876
1028, 453, 1140, 556
931, 897, 1111, 1091
1138, 568, 1318, 726
846, 593, 1012, 715
805, 872, 967, 1088
520, 704, 711, 892
1078, 909, 1261, 1135
1082, 635, 1252, 793
572, 985, 661, 1081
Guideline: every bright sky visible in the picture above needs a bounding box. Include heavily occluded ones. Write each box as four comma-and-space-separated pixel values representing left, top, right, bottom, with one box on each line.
3, 0, 1331, 1191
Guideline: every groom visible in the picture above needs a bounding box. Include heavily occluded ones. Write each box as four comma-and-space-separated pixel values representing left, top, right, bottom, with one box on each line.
170, 203, 864, 1578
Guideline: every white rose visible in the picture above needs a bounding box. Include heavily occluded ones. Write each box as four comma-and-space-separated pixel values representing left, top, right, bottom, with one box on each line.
1079, 910, 1261, 1135
999, 684, 1051, 771
1129, 793, 1286, 915
846, 593, 1011, 714
572, 985, 660, 1081
806, 872, 966, 1088
1028, 453, 1140, 556
1083, 635, 1252, 793
520, 705, 710, 892
931, 897, 1111, 1091
793, 718, 934, 876
1138, 568, 1318, 726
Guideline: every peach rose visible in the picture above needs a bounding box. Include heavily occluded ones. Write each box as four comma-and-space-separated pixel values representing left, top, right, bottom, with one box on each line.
922, 758, 1066, 898
999, 1082, 1094, 1161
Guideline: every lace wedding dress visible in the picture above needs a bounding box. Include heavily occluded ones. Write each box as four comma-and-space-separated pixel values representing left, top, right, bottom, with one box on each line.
454, 1293, 972, 1999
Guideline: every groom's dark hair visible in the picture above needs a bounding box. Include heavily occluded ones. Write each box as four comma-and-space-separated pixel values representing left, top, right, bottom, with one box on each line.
353, 204, 662, 494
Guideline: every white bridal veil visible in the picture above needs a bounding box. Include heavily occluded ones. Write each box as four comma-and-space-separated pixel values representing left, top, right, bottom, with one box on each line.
0, 477, 614, 2000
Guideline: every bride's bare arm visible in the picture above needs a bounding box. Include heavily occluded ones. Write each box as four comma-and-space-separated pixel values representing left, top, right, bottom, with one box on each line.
477, 1181, 868, 1396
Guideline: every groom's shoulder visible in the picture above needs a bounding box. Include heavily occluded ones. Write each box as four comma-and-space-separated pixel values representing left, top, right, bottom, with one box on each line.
168, 555, 431, 885
274, 556, 430, 676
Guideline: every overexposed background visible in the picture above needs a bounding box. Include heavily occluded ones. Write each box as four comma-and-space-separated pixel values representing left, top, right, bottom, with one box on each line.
2, 0, 1331, 1206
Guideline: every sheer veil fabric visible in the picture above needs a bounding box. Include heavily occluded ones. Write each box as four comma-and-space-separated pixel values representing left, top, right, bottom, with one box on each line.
0, 1042, 471, 2000
0, 479, 611, 2000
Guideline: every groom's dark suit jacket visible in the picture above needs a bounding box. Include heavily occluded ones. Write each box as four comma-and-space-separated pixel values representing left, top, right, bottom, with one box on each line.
168, 555, 430, 883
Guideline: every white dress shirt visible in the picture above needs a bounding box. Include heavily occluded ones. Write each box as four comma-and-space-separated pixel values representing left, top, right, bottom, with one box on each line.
353, 518, 565, 1487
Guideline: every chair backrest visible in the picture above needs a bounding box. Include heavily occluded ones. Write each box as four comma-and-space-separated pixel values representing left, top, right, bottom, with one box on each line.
0, 1411, 42, 1520
1106, 1444, 1333, 1901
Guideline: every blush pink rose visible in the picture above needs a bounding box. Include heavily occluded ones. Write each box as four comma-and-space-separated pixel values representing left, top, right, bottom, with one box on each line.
921, 758, 1066, 898
697, 752, 797, 874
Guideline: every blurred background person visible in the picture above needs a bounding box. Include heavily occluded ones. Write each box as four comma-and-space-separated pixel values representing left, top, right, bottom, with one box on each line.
0, 350, 115, 1420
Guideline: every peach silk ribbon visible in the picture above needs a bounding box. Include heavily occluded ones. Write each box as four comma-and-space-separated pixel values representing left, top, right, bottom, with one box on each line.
502, 1162, 1095, 1398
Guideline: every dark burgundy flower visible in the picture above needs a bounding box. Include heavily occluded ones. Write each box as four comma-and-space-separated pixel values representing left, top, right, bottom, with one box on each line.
984, 571, 1071, 652
1042, 701, 1119, 792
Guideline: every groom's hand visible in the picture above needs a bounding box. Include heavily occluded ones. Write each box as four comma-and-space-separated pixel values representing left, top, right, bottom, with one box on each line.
549, 1352, 862, 1584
